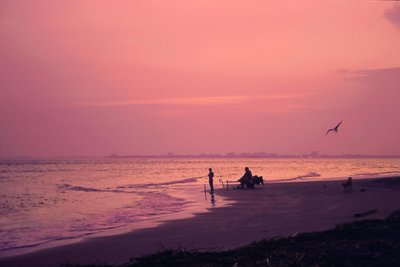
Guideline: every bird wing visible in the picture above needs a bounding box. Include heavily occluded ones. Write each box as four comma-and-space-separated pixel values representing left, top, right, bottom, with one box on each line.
334, 120, 343, 130
326, 128, 333, 135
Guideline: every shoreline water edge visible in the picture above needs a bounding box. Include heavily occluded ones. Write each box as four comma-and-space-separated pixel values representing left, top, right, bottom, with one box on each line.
1, 175, 400, 267
0, 183, 234, 259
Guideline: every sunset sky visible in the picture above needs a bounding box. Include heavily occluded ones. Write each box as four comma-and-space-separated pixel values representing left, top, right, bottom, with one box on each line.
1, 1, 400, 157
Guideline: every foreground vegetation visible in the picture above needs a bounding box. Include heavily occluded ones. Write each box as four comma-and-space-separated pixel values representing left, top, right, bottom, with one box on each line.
63, 210, 400, 267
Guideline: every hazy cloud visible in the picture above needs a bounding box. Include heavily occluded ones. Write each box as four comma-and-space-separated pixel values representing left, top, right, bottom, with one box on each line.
75, 95, 305, 107
345, 67, 400, 101
346, 67, 400, 86
384, 3, 400, 30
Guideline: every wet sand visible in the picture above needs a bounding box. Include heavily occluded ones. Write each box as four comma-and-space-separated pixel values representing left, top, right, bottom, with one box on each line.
1, 176, 400, 267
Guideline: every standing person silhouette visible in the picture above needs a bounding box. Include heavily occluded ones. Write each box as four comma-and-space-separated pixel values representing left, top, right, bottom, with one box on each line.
208, 168, 214, 193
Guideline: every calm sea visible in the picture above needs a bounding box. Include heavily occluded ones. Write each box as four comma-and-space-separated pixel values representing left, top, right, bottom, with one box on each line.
1, 158, 399, 257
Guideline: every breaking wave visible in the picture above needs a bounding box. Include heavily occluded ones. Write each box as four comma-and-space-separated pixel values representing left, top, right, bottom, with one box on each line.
354, 171, 400, 177
117, 176, 202, 189
58, 184, 133, 193
58, 176, 202, 194
275, 172, 321, 182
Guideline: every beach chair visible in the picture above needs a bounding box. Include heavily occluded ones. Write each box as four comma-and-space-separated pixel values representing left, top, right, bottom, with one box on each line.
342, 177, 353, 192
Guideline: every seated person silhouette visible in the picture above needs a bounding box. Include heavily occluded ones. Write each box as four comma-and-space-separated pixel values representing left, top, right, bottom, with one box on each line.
238, 167, 253, 189
342, 176, 353, 192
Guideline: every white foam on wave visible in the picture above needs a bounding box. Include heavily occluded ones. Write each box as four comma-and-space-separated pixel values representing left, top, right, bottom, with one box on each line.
354, 171, 400, 178
58, 184, 136, 193
117, 176, 202, 189
273, 172, 321, 182
58, 176, 201, 194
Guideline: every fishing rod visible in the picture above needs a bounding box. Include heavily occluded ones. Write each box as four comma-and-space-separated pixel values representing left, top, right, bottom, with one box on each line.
211, 164, 225, 189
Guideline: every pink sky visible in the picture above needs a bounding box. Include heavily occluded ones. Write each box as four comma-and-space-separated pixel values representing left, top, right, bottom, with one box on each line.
1, 1, 400, 157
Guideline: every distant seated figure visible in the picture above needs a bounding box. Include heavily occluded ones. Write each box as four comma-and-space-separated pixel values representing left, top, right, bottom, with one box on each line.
238, 167, 253, 189
342, 176, 353, 192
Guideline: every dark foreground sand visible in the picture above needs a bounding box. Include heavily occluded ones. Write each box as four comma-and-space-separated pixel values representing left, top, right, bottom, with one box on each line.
1, 176, 400, 267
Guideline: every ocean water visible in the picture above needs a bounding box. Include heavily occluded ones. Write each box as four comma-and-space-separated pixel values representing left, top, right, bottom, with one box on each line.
0, 157, 399, 257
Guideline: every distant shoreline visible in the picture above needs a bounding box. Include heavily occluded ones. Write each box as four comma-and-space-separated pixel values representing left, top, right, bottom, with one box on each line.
1, 155, 400, 160
108, 155, 400, 159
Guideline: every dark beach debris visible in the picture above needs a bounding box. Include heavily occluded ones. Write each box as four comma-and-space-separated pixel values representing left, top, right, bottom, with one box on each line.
60, 261, 112, 267
355, 208, 378, 218
62, 209, 400, 267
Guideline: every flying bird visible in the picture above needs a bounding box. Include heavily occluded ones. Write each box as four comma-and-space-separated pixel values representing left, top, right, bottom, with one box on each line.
326, 121, 343, 135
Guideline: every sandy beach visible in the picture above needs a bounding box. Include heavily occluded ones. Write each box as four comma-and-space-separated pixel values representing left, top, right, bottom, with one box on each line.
1, 176, 400, 267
